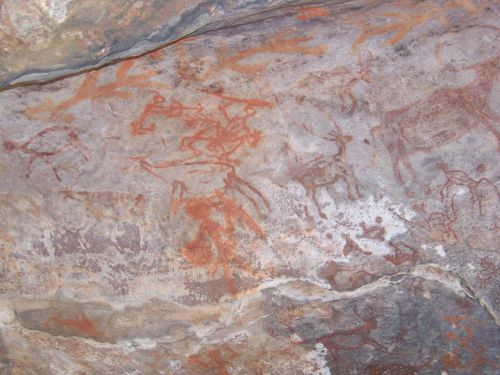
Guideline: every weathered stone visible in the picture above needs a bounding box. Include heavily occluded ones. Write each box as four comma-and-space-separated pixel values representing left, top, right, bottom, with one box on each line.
0, 0, 499, 373
0, 0, 357, 88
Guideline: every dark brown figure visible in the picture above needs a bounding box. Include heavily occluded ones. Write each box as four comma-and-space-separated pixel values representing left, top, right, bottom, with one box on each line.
438, 162, 499, 215
318, 305, 381, 359
371, 57, 500, 190
300, 51, 373, 113
364, 361, 431, 375
383, 241, 420, 266
395, 202, 458, 245
358, 219, 386, 242
287, 123, 361, 218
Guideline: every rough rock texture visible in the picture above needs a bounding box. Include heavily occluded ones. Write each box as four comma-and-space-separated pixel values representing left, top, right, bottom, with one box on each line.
0, 0, 499, 373
0, 0, 353, 88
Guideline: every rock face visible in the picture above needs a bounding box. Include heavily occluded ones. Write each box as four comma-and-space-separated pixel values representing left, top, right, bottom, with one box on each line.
0, 0, 499, 373
0, 0, 350, 88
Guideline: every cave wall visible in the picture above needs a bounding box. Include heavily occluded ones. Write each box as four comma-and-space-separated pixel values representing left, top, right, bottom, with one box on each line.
0, 1, 499, 374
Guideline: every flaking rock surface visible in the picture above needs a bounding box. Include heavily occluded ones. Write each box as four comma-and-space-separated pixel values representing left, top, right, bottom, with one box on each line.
0, 0, 499, 374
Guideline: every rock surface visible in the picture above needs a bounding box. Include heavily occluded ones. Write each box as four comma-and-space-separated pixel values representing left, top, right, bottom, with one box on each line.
0, 0, 353, 88
0, 0, 499, 373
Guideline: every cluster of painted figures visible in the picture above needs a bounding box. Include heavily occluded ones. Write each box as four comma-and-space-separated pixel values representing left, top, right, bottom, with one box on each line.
2, 1, 499, 296
1, 0, 499, 373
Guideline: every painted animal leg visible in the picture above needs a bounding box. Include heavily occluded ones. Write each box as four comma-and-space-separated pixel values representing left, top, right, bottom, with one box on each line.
311, 187, 327, 219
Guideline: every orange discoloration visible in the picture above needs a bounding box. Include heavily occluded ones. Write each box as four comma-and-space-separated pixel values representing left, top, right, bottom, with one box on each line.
43, 315, 102, 340
440, 350, 461, 368
296, 6, 329, 21
25, 60, 169, 123
188, 345, 239, 375
147, 49, 164, 60
0, 232, 15, 245
445, 331, 457, 340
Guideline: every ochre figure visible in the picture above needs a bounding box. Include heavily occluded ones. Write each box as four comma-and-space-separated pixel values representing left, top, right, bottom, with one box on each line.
130, 88, 272, 165
128, 89, 272, 294
176, 30, 326, 80
348, 0, 478, 50
343, 233, 369, 256
181, 190, 266, 294
25, 60, 168, 123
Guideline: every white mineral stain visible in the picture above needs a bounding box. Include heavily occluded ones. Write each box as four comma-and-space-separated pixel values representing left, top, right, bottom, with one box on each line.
303, 343, 331, 375
291, 332, 303, 343
120, 338, 158, 353
321, 195, 415, 256
435, 245, 446, 257
38, 0, 72, 23
0, 301, 15, 329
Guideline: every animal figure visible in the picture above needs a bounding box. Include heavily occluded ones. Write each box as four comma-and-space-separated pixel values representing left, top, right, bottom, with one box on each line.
317, 305, 381, 359
299, 51, 373, 113
438, 162, 499, 215
371, 57, 500, 190
286, 123, 361, 218
2, 125, 90, 181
